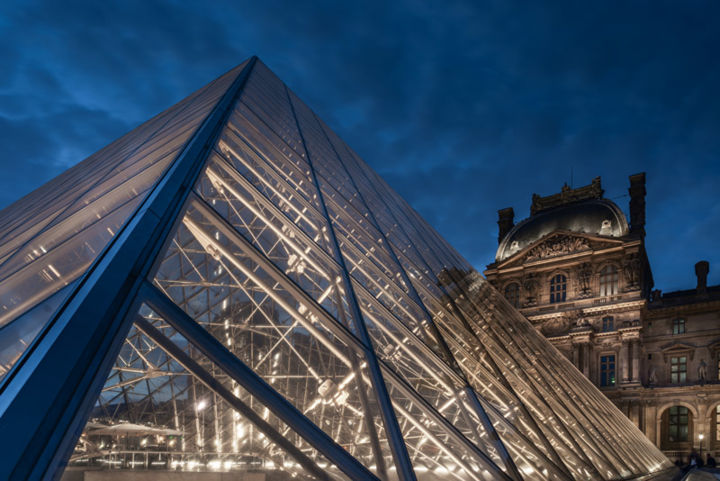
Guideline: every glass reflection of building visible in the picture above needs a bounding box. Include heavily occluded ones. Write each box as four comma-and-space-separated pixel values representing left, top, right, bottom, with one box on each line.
0, 58, 674, 481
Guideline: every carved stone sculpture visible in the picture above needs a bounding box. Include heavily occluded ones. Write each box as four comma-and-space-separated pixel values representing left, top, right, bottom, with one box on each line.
648, 366, 657, 385
526, 235, 590, 262
522, 273, 538, 307
622, 253, 642, 290
698, 359, 707, 384
575, 262, 593, 298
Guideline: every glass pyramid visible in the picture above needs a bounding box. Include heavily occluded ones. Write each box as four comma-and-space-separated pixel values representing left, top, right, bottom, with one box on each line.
0, 57, 674, 481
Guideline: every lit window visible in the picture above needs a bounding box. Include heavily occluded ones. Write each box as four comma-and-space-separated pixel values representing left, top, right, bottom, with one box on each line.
601, 316, 614, 332
672, 318, 686, 335
504, 283, 520, 308
599, 265, 618, 296
670, 356, 687, 383
600, 355, 616, 386
549, 274, 567, 304
668, 406, 689, 442
716, 405, 720, 442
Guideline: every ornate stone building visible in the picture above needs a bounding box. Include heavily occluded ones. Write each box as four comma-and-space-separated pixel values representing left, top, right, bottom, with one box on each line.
484, 174, 720, 462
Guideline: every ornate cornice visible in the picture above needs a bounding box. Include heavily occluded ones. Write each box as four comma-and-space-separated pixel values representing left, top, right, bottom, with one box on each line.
530, 177, 604, 215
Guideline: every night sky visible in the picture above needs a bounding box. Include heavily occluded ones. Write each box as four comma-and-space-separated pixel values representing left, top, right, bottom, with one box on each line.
1, 0, 718, 293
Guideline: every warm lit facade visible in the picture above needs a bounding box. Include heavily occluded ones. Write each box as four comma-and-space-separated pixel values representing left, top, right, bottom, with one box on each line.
0, 58, 674, 481
484, 175, 720, 463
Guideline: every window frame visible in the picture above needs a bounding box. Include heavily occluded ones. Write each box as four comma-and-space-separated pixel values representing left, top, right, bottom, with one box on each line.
670, 356, 687, 384
601, 316, 614, 333
599, 354, 616, 387
599, 264, 619, 296
549, 274, 567, 304
672, 318, 686, 335
668, 406, 689, 442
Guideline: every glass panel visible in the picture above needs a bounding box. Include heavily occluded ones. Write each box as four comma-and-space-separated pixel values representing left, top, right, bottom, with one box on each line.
150, 199, 397, 478
194, 155, 354, 332
0, 61, 247, 376
0, 281, 77, 381
56, 304, 351, 480
16, 58, 675, 481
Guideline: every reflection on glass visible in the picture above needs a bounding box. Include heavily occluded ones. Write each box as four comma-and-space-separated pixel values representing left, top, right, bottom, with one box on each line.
34, 59, 672, 481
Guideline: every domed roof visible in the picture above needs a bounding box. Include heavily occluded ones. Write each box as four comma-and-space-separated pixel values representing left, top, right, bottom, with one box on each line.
496, 199, 629, 262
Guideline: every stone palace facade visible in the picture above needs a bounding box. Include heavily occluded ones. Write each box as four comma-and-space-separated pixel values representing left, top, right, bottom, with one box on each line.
484, 174, 720, 462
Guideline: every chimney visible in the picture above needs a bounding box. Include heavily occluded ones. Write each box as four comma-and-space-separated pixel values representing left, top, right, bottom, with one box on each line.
695, 261, 709, 295
497, 207, 514, 244
628, 173, 646, 236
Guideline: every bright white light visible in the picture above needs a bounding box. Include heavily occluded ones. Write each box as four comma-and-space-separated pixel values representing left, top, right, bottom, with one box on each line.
699, 434, 705, 440
196, 400, 208, 411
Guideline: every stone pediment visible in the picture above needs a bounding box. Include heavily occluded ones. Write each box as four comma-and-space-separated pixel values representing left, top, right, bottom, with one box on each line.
661, 342, 696, 361
498, 231, 623, 268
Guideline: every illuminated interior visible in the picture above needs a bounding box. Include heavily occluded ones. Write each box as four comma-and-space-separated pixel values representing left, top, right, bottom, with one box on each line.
0, 58, 673, 481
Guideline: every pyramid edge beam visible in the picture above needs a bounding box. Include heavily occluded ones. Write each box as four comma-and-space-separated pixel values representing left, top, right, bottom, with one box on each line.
131, 316, 334, 481
313, 113, 528, 480
282, 84, 420, 481
140, 281, 381, 481
0, 57, 258, 481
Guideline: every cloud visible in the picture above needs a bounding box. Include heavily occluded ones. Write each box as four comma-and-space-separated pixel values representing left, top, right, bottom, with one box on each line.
0, 0, 718, 290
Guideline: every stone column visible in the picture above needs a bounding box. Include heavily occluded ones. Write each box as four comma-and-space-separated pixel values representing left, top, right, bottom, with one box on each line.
629, 402, 640, 428
620, 340, 630, 383
569, 328, 593, 380
572, 345, 580, 371
631, 341, 641, 383
582, 342, 591, 378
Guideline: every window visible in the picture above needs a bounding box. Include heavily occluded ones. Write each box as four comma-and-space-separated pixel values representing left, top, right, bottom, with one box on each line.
600, 355, 616, 386
504, 283, 520, 308
599, 265, 618, 296
549, 274, 567, 303
670, 356, 687, 383
716, 405, 720, 442
668, 406, 689, 442
672, 318, 686, 335
601, 316, 614, 332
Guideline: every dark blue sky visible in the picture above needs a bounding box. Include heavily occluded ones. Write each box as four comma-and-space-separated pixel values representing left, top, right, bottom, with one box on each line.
0, 0, 718, 292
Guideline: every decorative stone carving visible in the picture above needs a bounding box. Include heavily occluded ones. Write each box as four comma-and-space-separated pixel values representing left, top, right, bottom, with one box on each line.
648, 366, 657, 385
522, 273, 538, 307
698, 359, 707, 384
575, 262, 593, 298
542, 316, 571, 336
569, 310, 592, 333
530, 177, 603, 215
650, 289, 662, 303
622, 253, 642, 291
525, 235, 590, 262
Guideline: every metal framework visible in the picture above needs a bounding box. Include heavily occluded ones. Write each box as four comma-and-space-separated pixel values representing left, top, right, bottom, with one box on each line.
0, 57, 674, 481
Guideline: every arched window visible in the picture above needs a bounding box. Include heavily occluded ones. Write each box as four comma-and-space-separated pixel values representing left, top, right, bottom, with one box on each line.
661, 405, 693, 450
504, 282, 520, 308
599, 265, 618, 296
668, 406, 689, 442
549, 274, 566, 303
715, 405, 720, 442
